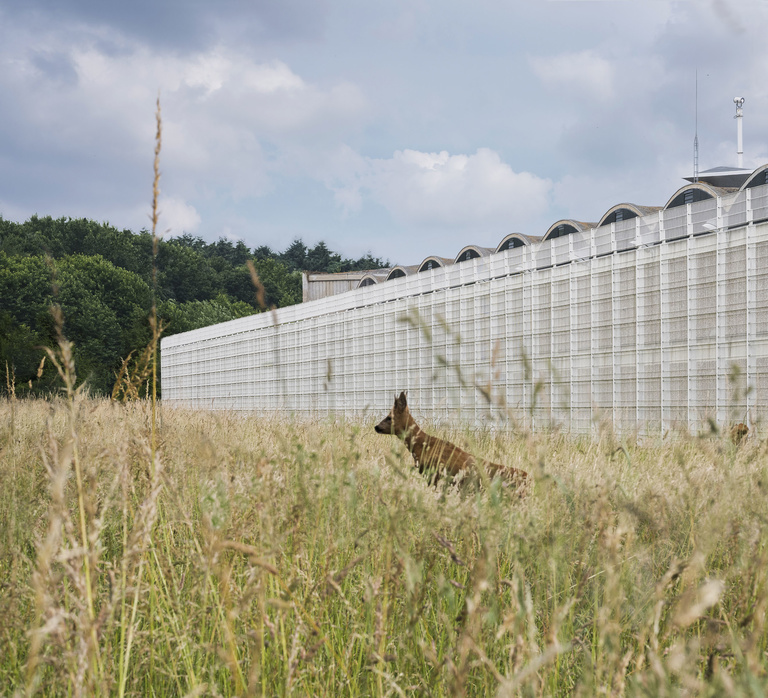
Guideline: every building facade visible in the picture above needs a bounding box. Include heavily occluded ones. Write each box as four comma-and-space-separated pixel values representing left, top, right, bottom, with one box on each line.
161, 166, 768, 434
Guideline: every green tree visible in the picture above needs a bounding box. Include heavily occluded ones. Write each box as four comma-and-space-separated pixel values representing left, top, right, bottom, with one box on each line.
305, 241, 340, 272
219, 265, 261, 308
158, 295, 256, 335
0, 311, 47, 393
0, 214, 389, 396
0, 253, 52, 320
253, 244, 276, 261
0, 252, 152, 395
171, 233, 208, 254
280, 239, 308, 272
157, 242, 217, 303
252, 258, 302, 308
210, 238, 251, 266
347, 252, 389, 271
0, 216, 155, 284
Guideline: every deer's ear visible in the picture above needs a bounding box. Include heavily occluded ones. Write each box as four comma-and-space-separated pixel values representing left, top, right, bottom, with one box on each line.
397, 391, 408, 407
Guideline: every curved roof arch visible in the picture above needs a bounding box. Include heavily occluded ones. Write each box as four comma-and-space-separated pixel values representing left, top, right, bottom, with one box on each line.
385, 264, 419, 281
542, 220, 596, 242
418, 256, 453, 273
454, 245, 494, 264
664, 182, 732, 209
740, 163, 768, 190
597, 204, 661, 227
496, 233, 539, 253
356, 269, 391, 288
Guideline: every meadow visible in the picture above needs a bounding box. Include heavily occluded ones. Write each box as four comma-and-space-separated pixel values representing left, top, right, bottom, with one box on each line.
3, 101, 768, 697
2, 389, 768, 697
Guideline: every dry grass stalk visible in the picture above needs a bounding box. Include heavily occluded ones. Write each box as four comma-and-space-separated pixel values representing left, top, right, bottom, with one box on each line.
3, 399, 768, 694
6, 92, 768, 698
246, 259, 269, 311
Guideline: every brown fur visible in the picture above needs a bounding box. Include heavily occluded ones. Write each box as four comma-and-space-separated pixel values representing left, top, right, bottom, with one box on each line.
731, 422, 749, 445
375, 392, 527, 490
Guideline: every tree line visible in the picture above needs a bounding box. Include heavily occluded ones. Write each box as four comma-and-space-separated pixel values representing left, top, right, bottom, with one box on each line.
0, 215, 387, 396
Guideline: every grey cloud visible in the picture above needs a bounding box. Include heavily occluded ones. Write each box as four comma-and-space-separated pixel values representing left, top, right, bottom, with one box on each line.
711, 0, 746, 35
30, 50, 79, 86
1, 0, 767, 263
2, 0, 329, 51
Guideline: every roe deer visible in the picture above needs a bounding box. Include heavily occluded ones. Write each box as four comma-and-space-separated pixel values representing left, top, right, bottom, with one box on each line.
731, 422, 749, 444
375, 392, 527, 490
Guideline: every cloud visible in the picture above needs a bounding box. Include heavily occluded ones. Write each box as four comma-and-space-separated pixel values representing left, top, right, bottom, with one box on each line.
177, 55, 306, 99
334, 148, 552, 232
4, 0, 329, 51
332, 186, 364, 218
0, 20, 367, 231
64, 46, 363, 140
710, 0, 746, 36
2, 0, 767, 265
529, 50, 615, 101
156, 196, 202, 237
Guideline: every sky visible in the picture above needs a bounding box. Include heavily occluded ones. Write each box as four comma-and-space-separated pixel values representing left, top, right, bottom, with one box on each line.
1, 0, 767, 265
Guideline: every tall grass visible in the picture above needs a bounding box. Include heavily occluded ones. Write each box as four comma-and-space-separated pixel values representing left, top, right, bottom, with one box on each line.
2, 394, 768, 695
3, 100, 768, 696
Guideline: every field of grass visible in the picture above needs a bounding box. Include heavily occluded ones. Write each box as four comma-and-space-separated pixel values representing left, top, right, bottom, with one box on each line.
2, 393, 768, 697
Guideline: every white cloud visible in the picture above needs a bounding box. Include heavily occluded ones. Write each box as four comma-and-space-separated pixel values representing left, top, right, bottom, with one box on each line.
242, 59, 306, 94
64, 44, 364, 140
332, 186, 364, 217
529, 50, 615, 101
3, 0, 768, 263
156, 196, 202, 236
335, 147, 552, 232
0, 21, 368, 231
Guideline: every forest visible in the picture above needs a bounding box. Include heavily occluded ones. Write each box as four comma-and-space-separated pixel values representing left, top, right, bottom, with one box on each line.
0, 215, 387, 396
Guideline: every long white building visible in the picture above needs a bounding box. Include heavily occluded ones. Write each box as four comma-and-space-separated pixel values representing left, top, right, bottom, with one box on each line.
161, 164, 768, 434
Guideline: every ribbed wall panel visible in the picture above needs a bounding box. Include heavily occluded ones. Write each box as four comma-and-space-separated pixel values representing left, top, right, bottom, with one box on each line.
161, 187, 768, 435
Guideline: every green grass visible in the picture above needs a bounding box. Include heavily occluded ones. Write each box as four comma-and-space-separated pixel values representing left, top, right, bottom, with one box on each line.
2, 395, 768, 696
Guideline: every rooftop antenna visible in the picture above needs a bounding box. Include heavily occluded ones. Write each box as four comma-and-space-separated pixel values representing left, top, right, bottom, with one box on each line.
734, 96, 745, 168
693, 71, 699, 182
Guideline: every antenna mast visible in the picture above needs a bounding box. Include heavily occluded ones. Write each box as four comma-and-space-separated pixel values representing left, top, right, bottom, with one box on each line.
734, 97, 745, 168
693, 71, 699, 182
